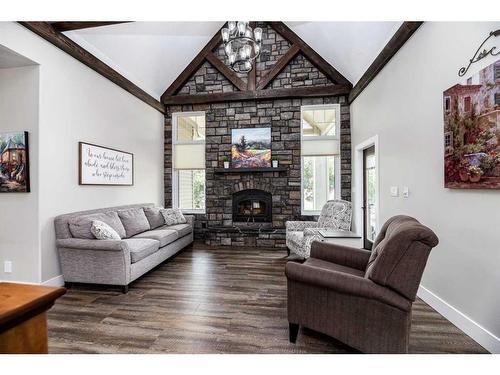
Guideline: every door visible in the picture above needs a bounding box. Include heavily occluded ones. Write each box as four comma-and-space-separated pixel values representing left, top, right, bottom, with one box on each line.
363, 146, 376, 250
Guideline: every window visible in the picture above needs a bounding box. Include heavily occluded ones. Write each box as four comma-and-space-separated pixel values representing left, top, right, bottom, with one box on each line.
494, 63, 500, 81
464, 96, 471, 112
495, 93, 500, 106
444, 131, 454, 156
172, 112, 206, 213
301, 104, 340, 214
444, 96, 451, 112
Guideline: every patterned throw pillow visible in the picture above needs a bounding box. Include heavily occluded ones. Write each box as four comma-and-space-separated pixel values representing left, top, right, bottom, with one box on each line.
91, 220, 121, 240
161, 208, 187, 226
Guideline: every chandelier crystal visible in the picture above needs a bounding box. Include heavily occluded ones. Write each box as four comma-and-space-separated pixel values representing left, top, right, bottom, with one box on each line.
221, 21, 262, 73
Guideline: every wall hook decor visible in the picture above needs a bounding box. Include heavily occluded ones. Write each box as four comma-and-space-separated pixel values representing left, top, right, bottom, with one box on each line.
458, 29, 500, 77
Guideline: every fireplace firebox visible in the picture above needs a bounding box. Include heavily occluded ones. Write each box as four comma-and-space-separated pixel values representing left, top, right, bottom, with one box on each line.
232, 189, 272, 223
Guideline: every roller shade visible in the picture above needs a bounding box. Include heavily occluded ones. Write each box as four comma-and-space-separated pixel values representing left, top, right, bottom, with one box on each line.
174, 144, 205, 169
302, 139, 340, 156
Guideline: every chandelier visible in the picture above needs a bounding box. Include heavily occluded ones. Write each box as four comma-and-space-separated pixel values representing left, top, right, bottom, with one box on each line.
221, 21, 262, 73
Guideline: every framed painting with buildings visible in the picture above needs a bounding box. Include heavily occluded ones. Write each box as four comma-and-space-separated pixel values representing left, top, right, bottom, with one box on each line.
0, 131, 30, 193
443, 59, 500, 189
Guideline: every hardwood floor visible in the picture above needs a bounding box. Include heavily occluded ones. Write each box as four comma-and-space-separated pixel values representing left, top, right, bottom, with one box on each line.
47, 243, 487, 354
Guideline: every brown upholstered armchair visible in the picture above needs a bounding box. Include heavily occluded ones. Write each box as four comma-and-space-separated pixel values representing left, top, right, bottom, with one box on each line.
285, 215, 439, 353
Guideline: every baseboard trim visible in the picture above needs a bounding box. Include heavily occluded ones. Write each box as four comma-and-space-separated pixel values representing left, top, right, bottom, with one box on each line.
418, 285, 500, 353
42, 274, 65, 287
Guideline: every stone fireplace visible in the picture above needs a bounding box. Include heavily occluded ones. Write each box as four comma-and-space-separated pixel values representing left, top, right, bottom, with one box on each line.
163, 22, 352, 248
232, 189, 272, 224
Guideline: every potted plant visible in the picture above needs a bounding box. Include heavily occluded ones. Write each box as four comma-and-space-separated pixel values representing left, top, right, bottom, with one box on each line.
271, 156, 279, 168
223, 156, 230, 169
468, 166, 483, 183
458, 159, 470, 182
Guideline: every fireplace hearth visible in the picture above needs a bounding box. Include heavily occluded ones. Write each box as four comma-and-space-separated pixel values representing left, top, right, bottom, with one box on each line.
232, 189, 272, 223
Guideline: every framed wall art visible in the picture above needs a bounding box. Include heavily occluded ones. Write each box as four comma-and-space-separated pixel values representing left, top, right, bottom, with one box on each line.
0, 131, 30, 193
79, 142, 134, 186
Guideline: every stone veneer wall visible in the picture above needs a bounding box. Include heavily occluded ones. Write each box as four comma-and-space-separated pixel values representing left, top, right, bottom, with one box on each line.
164, 23, 351, 247
164, 96, 351, 247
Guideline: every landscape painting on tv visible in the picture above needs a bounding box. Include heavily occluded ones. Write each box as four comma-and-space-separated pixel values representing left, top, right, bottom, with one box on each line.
0, 131, 30, 192
443, 59, 500, 189
231, 127, 271, 168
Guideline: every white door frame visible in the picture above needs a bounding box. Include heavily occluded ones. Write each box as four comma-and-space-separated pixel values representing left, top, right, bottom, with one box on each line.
353, 135, 380, 245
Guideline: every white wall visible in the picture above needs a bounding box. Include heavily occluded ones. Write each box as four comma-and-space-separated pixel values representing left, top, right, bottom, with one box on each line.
351, 22, 500, 353
0, 66, 40, 283
0, 22, 164, 284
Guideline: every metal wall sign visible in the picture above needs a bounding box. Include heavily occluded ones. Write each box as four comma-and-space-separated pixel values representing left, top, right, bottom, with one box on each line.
458, 29, 500, 77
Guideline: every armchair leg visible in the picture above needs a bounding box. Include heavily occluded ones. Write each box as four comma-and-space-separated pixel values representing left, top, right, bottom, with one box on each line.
289, 323, 299, 343
122, 285, 129, 294
287, 247, 290, 256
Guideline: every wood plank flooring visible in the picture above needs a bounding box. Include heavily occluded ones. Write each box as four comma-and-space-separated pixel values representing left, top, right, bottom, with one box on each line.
47, 244, 487, 354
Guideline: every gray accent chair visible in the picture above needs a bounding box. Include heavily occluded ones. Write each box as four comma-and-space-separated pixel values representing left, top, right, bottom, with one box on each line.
54, 203, 194, 293
286, 199, 353, 258
285, 215, 439, 353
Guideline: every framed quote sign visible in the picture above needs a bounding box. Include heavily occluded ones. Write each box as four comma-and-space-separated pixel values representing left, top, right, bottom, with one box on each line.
79, 142, 134, 186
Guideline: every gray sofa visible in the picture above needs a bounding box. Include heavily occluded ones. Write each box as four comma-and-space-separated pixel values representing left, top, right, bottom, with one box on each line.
54, 203, 194, 293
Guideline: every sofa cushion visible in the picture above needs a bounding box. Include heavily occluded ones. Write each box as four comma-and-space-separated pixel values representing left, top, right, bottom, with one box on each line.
91, 220, 121, 240
122, 238, 159, 263
118, 208, 151, 238
143, 207, 165, 229
165, 223, 192, 238
69, 212, 126, 239
133, 228, 179, 247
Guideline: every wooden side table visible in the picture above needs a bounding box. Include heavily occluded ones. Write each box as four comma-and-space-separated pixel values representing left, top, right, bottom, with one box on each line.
317, 229, 363, 248
0, 282, 66, 354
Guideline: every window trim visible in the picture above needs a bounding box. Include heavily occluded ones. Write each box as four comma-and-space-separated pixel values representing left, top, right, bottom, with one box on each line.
444, 96, 451, 113
300, 104, 341, 216
172, 111, 206, 214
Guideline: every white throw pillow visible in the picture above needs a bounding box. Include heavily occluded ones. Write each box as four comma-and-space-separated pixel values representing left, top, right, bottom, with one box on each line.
161, 208, 187, 226
91, 220, 121, 240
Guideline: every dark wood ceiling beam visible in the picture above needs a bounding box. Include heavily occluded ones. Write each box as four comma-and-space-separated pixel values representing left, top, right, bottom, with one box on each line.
205, 52, 247, 91
162, 84, 351, 105
50, 22, 131, 32
268, 21, 352, 87
256, 44, 300, 90
348, 21, 423, 104
19, 22, 164, 113
161, 27, 224, 100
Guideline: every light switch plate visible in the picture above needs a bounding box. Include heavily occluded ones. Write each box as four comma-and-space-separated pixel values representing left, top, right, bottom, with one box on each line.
390, 186, 399, 197
4, 261, 12, 273
403, 186, 409, 198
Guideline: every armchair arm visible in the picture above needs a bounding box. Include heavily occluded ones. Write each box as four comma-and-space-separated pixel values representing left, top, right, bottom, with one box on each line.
56, 238, 128, 251
310, 241, 371, 271
285, 262, 411, 311
184, 215, 195, 228
286, 221, 318, 232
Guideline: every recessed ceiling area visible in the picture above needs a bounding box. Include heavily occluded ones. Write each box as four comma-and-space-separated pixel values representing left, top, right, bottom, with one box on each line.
62, 21, 401, 100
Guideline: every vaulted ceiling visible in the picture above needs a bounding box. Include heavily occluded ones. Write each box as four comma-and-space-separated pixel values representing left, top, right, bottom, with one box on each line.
62, 21, 402, 100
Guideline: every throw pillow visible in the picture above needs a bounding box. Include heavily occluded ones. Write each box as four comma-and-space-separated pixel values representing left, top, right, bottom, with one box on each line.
161, 208, 186, 226
91, 220, 121, 240
69, 211, 126, 239
143, 206, 165, 229
118, 208, 151, 238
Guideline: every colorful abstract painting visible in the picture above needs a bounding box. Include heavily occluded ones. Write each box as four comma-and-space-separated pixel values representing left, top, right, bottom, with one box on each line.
231, 128, 271, 168
443, 59, 500, 189
0, 131, 30, 192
